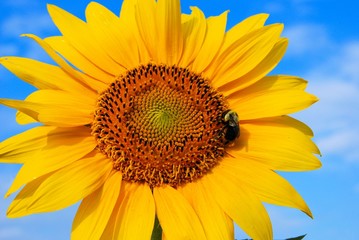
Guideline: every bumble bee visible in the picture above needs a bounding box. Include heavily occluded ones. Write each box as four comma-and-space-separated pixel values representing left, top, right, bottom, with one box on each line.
222, 110, 240, 143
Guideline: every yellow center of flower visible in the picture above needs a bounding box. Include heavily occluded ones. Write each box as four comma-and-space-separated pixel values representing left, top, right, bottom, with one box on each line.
92, 63, 228, 188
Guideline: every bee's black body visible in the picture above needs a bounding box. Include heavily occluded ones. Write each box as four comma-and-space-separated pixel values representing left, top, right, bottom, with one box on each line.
222, 110, 240, 143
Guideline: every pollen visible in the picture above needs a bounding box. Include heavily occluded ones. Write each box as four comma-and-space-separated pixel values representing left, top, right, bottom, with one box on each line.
92, 63, 228, 188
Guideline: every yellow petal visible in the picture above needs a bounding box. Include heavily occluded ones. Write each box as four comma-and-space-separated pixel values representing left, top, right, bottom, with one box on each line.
227, 116, 321, 171
0, 89, 95, 126
0, 126, 56, 163
7, 151, 112, 218
227, 73, 306, 102
283, 115, 315, 137
179, 7, 206, 67
179, 181, 234, 240
134, 0, 158, 61
85, 2, 140, 70
221, 158, 312, 217
211, 24, 283, 87
204, 171, 273, 240
100, 204, 118, 240
21, 34, 106, 92
156, 0, 183, 65
154, 185, 207, 239
230, 77, 318, 120
5, 126, 96, 197
119, 0, 135, 19
24, 88, 95, 105
47, 4, 123, 76
72, 171, 122, 240
15, 110, 34, 125
0, 57, 97, 96
221, 13, 269, 52
7, 173, 51, 214
119, 0, 151, 64
191, 11, 228, 75
217, 38, 288, 94
0, 99, 39, 124
45, 36, 115, 84
100, 181, 155, 240
112, 183, 155, 240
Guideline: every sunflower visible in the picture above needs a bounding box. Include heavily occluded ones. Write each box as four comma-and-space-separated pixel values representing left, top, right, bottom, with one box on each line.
0, 0, 321, 239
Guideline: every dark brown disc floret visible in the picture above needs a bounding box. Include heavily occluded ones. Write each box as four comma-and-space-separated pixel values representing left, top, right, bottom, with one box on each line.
92, 63, 229, 188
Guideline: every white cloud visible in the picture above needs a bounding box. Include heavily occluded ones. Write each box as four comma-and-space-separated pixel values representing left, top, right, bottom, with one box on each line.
0, 12, 56, 62
1, 13, 55, 37
263, 2, 285, 14
22, 38, 53, 61
284, 24, 333, 56
298, 41, 359, 163
0, 44, 19, 56
318, 130, 356, 155
265, 204, 310, 238
339, 42, 359, 79
354, 183, 359, 194
0, 228, 23, 239
264, 0, 316, 15
3, 0, 39, 8
306, 41, 359, 82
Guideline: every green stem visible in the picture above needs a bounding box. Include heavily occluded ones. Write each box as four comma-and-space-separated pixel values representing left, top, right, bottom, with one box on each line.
151, 215, 162, 240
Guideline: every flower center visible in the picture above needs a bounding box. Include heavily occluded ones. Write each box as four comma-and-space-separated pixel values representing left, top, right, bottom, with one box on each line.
92, 63, 228, 188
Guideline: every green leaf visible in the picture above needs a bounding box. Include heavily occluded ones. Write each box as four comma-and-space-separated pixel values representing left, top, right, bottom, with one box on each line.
151, 215, 162, 240
240, 234, 306, 240
286, 234, 306, 240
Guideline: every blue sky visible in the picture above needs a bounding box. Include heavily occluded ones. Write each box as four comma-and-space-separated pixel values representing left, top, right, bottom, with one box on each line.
0, 0, 358, 239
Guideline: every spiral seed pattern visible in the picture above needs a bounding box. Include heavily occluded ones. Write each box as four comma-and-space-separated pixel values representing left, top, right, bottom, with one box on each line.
92, 63, 228, 188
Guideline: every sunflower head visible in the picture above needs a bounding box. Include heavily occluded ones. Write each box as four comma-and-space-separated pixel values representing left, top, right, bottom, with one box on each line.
92, 63, 230, 188
0, 0, 321, 239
